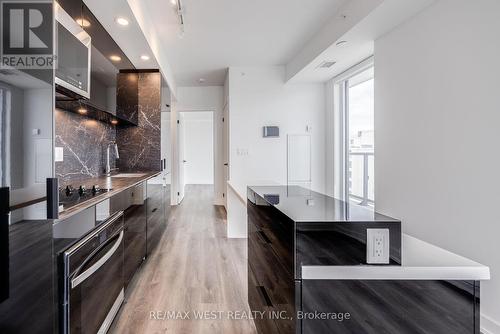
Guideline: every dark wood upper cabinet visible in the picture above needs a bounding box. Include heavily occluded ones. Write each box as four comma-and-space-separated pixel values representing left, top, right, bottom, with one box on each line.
56, 0, 82, 22
56, 0, 138, 125
117, 72, 139, 124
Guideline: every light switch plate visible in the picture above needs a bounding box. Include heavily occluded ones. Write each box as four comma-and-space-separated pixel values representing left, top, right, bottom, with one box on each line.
55, 147, 64, 162
366, 228, 390, 264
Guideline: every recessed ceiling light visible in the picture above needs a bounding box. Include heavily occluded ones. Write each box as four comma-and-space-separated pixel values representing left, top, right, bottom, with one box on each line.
115, 17, 129, 26
336, 40, 347, 46
109, 55, 122, 62
140, 55, 150, 61
198, 78, 205, 83
111, 120, 118, 125
75, 18, 90, 28
170, 0, 177, 5
77, 108, 87, 114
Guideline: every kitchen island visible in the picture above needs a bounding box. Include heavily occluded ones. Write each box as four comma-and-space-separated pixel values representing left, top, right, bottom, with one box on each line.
247, 185, 490, 334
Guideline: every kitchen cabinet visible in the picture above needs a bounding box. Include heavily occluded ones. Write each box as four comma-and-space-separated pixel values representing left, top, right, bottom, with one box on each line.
247, 202, 297, 334
55, 0, 138, 126
146, 182, 171, 257
247, 186, 402, 334
300, 279, 479, 334
247, 186, 483, 334
110, 183, 146, 288
0, 3, 56, 331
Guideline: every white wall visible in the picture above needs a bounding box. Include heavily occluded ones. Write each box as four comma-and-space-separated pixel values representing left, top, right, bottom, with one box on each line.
182, 112, 214, 184
374, 0, 500, 332
171, 86, 224, 204
228, 66, 326, 193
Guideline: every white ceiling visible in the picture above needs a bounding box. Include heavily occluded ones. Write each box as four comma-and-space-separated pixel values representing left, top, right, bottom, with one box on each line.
288, 0, 436, 83
85, 0, 436, 89
139, 0, 348, 86
83, 0, 159, 70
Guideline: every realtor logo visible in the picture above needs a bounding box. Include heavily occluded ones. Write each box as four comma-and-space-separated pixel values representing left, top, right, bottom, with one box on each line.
1, 1, 54, 69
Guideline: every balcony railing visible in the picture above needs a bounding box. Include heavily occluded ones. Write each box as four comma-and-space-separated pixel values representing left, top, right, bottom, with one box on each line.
348, 151, 374, 206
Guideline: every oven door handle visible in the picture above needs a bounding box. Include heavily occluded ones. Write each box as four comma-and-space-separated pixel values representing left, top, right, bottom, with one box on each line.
71, 230, 123, 289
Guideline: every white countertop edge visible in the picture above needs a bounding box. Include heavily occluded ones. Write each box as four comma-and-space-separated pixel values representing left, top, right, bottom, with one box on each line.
302, 265, 491, 281
302, 234, 491, 281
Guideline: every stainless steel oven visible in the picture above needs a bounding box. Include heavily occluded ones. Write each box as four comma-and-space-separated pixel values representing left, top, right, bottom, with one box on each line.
60, 211, 124, 334
55, 2, 91, 98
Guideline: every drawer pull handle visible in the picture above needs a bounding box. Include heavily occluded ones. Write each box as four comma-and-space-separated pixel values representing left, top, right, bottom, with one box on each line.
258, 231, 271, 244
71, 230, 123, 288
258, 285, 273, 307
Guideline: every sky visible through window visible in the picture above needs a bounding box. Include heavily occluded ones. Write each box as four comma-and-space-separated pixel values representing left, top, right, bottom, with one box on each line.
348, 78, 374, 149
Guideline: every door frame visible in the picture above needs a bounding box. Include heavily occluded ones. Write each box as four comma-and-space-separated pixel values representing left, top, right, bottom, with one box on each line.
174, 110, 216, 205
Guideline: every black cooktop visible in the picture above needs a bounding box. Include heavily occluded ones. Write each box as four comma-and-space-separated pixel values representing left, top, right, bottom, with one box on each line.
58, 185, 111, 211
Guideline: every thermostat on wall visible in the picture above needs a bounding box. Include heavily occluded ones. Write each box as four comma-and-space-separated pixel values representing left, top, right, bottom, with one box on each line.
263, 126, 279, 137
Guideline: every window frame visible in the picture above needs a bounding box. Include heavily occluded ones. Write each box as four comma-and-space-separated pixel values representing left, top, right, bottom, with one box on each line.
333, 57, 374, 205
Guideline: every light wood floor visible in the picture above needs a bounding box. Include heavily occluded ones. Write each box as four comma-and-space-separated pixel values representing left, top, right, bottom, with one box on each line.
110, 185, 257, 334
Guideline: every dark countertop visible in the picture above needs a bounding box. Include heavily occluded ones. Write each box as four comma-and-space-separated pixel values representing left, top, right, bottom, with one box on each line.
57, 171, 161, 221
247, 185, 399, 223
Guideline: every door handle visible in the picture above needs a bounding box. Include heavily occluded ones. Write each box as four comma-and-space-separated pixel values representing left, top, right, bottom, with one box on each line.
183, 160, 187, 163
224, 163, 228, 166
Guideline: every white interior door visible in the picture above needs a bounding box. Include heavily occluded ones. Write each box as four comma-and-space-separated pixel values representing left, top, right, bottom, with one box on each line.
177, 113, 186, 202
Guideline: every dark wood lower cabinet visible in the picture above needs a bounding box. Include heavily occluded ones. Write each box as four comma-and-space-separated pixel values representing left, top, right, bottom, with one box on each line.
300, 279, 480, 334
108, 181, 170, 288
0, 220, 55, 334
247, 189, 481, 334
123, 202, 146, 288
110, 184, 147, 288
146, 183, 170, 257
247, 200, 297, 333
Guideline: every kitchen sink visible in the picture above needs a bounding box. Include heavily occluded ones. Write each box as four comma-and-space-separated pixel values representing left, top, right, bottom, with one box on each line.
111, 173, 148, 178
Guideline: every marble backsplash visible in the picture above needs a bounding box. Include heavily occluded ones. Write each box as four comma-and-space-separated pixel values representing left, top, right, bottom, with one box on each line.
55, 71, 161, 186
55, 109, 116, 185
116, 71, 161, 172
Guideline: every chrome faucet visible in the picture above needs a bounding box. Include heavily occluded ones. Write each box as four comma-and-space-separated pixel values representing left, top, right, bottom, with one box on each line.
106, 141, 120, 176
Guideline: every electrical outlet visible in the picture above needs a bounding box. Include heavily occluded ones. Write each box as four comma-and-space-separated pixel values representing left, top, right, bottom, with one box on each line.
366, 228, 390, 264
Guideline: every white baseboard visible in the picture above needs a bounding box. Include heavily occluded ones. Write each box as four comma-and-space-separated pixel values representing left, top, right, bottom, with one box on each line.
482, 314, 500, 334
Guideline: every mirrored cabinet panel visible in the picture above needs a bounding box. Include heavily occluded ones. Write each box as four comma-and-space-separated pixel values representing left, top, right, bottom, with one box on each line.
0, 1, 56, 332
0, 69, 54, 219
